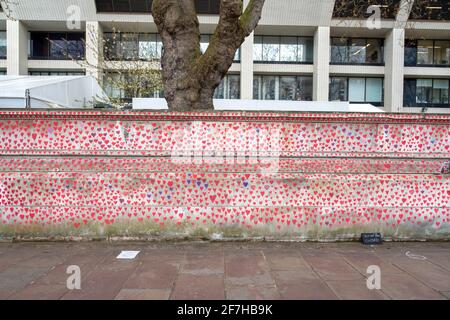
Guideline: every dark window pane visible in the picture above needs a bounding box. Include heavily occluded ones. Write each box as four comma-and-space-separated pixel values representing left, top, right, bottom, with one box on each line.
113, 0, 131, 12
432, 79, 449, 104
366, 39, 383, 63
416, 79, 433, 104
434, 40, 450, 65
30, 32, 49, 59
262, 76, 276, 100
330, 77, 348, 101
410, 0, 450, 20
331, 38, 348, 63
227, 75, 240, 99
417, 40, 434, 65
404, 79, 417, 107
349, 39, 366, 64
404, 40, 418, 66
95, 0, 114, 12
130, 0, 149, 12
333, 0, 401, 19
210, 0, 220, 13
49, 33, 67, 59
196, 0, 209, 14
0, 31, 7, 59
66, 33, 85, 60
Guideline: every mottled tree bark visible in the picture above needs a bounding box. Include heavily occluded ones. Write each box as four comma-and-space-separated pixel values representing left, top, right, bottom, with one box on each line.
152, 0, 265, 111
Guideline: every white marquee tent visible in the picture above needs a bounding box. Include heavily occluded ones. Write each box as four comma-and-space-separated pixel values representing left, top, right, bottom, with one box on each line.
0, 76, 107, 109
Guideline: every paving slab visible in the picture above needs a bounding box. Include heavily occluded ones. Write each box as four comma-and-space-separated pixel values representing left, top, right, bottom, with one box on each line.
380, 273, 446, 300
276, 278, 338, 300
170, 274, 225, 300
325, 280, 390, 300
115, 288, 171, 300
122, 261, 179, 290
8, 284, 68, 300
303, 256, 364, 281
0, 265, 50, 299
226, 285, 281, 300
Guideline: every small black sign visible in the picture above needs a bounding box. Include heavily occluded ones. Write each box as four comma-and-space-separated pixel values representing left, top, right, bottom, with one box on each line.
361, 233, 382, 245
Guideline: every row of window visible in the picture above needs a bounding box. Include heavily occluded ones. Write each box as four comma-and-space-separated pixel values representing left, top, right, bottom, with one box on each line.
103, 32, 163, 61
405, 40, 450, 66
102, 73, 449, 108
17, 32, 450, 68
29, 32, 85, 60
253, 76, 313, 101
95, 0, 450, 21
104, 33, 241, 62
94, 0, 220, 14
404, 79, 450, 108
333, 0, 450, 20
19, 70, 450, 109
253, 36, 314, 63
331, 38, 384, 65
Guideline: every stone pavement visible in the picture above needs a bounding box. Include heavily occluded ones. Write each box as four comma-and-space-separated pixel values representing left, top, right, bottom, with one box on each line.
0, 241, 449, 300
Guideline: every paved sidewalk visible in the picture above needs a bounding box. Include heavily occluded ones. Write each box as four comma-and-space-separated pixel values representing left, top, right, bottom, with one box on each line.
0, 241, 449, 300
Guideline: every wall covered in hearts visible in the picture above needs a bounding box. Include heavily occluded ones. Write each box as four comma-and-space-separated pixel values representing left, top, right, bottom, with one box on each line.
0, 111, 449, 240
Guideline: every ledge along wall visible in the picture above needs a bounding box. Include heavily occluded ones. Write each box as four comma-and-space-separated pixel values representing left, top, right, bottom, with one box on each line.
0, 111, 449, 241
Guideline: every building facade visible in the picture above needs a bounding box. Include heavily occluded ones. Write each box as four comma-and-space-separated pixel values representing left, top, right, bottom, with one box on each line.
0, 0, 449, 113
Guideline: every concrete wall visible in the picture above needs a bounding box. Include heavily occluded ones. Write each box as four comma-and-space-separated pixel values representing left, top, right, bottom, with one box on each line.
0, 111, 449, 241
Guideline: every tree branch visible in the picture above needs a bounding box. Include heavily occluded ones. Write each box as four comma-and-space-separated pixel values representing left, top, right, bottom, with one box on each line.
240, 0, 265, 36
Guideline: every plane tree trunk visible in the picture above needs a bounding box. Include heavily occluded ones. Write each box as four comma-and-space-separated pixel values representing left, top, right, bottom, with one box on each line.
152, 0, 265, 111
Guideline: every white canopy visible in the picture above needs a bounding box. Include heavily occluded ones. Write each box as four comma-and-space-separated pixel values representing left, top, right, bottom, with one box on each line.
0, 76, 107, 108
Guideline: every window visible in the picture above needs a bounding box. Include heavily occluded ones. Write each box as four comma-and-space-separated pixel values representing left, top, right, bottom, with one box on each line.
348, 78, 366, 102
417, 40, 434, 65
214, 75, 240, 99
280, 37, 298, 62
29, 32, 85, 60
254, 36, 313, 63
405, 40, 418, 66
405, 39, 450, 66
138, 34, 158, 60
329, 77, 348, 101
121, 33, 139, 60
195, 0, 220, 14
95, 0, 221, 14
434, 41, 450, 65
404, 78, 450, 108
104, 32, 162, 61
329, 77, 384, 105
0, 31, 6, 59
331, 38, 384, 65
95, 0, 152, 13
253, 75, 313, 101
410, 0, 450, 20
333, 0, 401, 19
103, 71, 164, 102
262, 36, 280, 62
366, 78, 383, 102
200, 34, 240, 61
29, 71, 86, 76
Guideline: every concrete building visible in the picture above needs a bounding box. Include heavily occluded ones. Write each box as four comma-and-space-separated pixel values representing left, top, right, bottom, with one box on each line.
0, 0, 449, 113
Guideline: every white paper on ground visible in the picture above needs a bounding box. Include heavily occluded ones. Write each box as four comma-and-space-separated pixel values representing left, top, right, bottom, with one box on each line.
116, 251, 140, 260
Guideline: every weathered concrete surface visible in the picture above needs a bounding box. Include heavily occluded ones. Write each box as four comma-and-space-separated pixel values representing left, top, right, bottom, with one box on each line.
0, 111, 449, 240
0, 242, 449, 300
